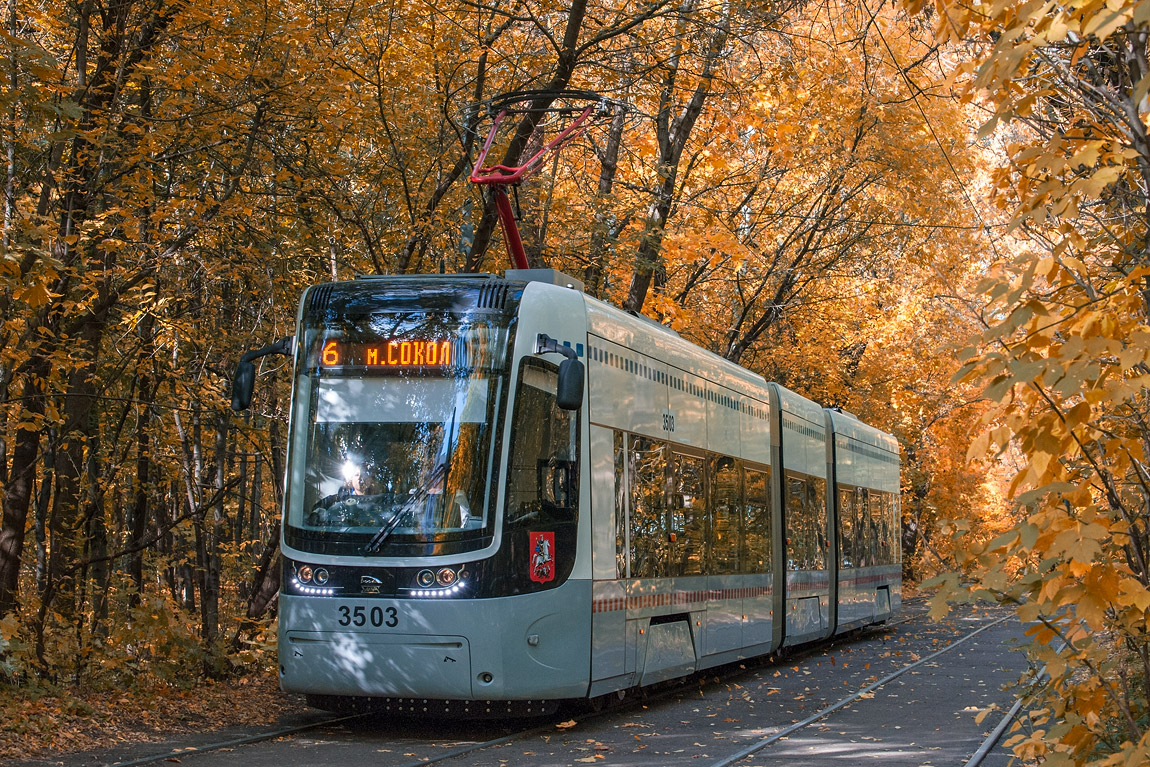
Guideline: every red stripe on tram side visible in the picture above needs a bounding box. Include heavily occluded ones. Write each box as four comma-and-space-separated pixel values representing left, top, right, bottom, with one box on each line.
592, 585, 777, 614
839, 571, 898, 588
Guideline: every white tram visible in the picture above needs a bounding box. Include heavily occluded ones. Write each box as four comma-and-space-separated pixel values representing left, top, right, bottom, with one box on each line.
235, 268, 900, 713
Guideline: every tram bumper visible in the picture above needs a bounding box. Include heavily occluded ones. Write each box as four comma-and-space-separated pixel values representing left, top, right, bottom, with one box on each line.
277, 579, 591, 701
281, 629, 473, 698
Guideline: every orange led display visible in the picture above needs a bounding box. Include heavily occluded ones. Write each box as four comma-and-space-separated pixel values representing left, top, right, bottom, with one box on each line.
319, 340, 453, 368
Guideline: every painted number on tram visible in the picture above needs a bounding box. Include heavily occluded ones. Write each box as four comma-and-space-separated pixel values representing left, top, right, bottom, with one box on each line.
337, 604, 398, 628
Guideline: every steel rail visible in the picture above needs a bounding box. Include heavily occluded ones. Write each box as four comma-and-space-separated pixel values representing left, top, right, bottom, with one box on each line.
384, 614, 924, 767
108, 713, 367, 767
964, 628, 1063, 767
707, 613, 1013, 767
964, 697, 1024, 767
102, 611, 927, 767
105, 712, 554, 767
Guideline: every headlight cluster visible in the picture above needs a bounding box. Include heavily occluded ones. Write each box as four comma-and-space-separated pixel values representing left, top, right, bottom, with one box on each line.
292, 563, 335, 595
410, 567, 467, 598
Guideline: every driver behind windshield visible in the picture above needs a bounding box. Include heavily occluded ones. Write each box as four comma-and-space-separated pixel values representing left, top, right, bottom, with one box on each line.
307, 453, 474, 533
307, 461, 385, 527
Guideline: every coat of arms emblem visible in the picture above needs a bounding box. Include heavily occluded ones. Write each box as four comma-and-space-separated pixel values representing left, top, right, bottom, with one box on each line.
529, 532, 555, 583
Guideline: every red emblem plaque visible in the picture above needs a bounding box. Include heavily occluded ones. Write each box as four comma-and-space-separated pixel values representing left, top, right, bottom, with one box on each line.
529, 532, 555, 583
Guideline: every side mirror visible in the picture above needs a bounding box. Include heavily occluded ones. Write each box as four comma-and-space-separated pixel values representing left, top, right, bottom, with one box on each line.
536, 333, 584, 411
556, 358, 584, 411
231, 359, 255, 411
229, 336, 294, 412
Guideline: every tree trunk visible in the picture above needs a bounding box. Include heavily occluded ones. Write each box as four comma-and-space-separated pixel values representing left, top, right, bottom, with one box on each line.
0, 365, 44, 616
200, 412, 228, 666
464, 0, 589, 272
584, 105, 626, 297
85, 426, 110, 639
235, 437, 248, 550
250, 456, 263, 556
128, 314, 154, 608
397, 49, 490, 274
623, 8, 730, 313
230, 519, 280, 653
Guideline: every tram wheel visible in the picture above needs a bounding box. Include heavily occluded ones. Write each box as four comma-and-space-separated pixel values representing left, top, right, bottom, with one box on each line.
584, 687, 629, 714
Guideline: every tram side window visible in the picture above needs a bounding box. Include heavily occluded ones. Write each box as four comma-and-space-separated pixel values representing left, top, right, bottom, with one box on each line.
614, 430, 627, 578
876, 490, 896, 565
504, 359, 579, 527
853, 488, 871, 566
786, 473, 827, 571
864, 489, 883, 568
838, 486, 856, 568
785, 476, 806, 570
810, 477, 827, 570
743, 467, 771, 573
710, 457, 742, 574
891, 493, 901, 564
671, 453, 706, 576
629, 436, 668, 578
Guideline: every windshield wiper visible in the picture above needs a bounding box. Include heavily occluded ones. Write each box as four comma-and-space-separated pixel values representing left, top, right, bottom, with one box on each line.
362, 463, 446, 554
363, 409, 457, 555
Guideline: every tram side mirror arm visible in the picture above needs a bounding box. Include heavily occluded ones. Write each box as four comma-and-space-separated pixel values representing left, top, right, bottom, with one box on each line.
231, 335, 294, 411
534, 334, 584, 411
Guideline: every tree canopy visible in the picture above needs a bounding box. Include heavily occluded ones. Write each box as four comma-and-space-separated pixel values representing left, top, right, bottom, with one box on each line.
2, 0, 1140, 763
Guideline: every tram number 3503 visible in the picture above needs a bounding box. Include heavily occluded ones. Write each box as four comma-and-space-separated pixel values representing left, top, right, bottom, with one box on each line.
661, 411, 676, 433
337, 604, 398, 628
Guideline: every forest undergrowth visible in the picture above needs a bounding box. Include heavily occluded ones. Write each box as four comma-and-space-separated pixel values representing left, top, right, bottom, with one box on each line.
1, 670, 296, 761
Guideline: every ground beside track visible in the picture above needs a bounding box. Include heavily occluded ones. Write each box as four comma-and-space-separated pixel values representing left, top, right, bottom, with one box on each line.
10, 600, 1030, 767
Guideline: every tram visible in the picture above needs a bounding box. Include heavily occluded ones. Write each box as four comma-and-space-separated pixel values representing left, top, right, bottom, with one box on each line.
232, 268, 901, 714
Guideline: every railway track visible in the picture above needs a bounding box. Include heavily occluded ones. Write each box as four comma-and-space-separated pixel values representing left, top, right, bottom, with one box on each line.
72, 604, 1020, 767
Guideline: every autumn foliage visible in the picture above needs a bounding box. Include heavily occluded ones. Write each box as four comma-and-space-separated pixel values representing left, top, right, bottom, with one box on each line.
0, 0, 1018, 752
906, 0, 1150, 763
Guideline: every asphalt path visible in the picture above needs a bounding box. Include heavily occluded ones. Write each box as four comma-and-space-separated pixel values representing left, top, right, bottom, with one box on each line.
14, 600, 1030, 767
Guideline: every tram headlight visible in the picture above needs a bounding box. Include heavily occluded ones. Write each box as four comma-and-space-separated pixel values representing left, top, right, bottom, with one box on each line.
297, 565, 314, 583
313, 567, 330, 585
437, 567, 457, 586
416, 569, 435, 588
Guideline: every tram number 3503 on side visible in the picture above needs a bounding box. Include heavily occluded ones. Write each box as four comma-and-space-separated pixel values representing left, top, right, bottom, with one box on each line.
337, 604, 399, 629
662, 410, 676, 433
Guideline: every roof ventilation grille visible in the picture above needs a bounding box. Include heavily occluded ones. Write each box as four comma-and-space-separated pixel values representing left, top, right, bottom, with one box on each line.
309, 284, 335, 313
477, 281, 510, 310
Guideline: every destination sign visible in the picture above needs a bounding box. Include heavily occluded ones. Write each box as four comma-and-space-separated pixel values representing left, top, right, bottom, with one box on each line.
318, 339, 453, 368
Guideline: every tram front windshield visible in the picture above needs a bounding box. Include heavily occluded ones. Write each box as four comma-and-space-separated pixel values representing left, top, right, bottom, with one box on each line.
285, 307, 508, 556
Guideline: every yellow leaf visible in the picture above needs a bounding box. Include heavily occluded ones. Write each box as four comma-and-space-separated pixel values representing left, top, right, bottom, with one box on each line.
16, 282, 52, 308
1118, 578, 1150, 611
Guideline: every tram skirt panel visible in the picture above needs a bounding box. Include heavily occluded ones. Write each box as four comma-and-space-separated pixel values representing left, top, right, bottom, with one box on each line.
639, 620, 696, 686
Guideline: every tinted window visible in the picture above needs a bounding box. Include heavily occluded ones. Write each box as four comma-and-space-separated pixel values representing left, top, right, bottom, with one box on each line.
838, 486, 856, 568
504, 359, 579, 528
786, 475, 806, 570
785, 473, 827, 570
614, 430, 627, 578
629, 436, 668, 578
712, 457, 742, 573
809, 477, 827, 570
743, 467, 771, 573
671, 453, 706, 576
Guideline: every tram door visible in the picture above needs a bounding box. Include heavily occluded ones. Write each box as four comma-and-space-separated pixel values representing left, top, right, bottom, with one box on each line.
784, 471, 832, 643
589, 426, 627, 688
